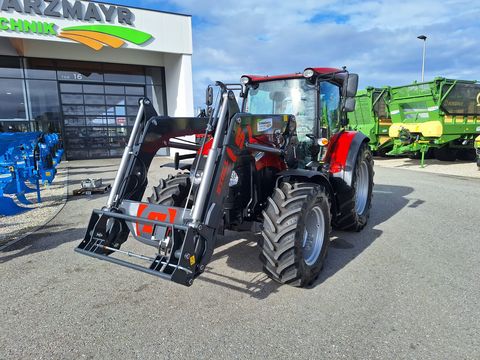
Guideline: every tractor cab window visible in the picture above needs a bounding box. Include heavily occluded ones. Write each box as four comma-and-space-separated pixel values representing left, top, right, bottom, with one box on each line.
319, 81, 341, 134
245, 78, 316, 142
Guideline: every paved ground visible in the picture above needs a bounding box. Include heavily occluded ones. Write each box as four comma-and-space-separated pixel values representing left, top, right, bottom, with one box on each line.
375, 157, 480, 179
0, 166, 67, 246
1, 158, 479, 359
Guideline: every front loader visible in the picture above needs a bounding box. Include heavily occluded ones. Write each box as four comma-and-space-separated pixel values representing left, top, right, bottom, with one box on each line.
76, 67, 374, 287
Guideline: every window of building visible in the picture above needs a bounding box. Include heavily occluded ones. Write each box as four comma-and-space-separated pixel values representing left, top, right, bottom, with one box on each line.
0, 78, 27, 120
0, 57, 23, 78
57, 60, 104, 82
0, 56, 167, 159
24, 58, 57, 80
26, 80, 61, 121
104, 63, 145, 84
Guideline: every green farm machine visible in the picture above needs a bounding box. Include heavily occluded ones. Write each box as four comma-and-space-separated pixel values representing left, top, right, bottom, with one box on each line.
349, 87, 392, 156
350, 78, 480, 166
387, 78, 480, 164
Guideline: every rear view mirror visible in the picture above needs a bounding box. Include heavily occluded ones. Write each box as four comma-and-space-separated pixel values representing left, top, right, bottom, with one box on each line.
206, 85, 213, 106
344, 97, 356, 112
346, 73, 359, 98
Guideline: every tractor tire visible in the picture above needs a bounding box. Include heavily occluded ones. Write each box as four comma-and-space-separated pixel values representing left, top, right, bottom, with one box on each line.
260, 182, 331, 287
333, 143, 374, 232
376, 146, 392, 158
456, 149, 476, 162
147, 172, 191, 207
434, 147, 457, 162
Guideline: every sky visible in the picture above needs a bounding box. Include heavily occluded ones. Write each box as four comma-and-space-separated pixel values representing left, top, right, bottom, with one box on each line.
108, 0, 480, 108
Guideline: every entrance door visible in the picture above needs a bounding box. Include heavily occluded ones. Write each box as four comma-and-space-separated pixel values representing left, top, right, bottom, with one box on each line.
60, 82, 145, 159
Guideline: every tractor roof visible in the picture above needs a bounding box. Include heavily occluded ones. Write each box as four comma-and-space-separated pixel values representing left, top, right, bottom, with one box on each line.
243, 67, 343, 83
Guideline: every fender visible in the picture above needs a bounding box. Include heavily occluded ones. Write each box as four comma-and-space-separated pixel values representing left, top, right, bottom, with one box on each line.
276, 169, 337, 216
324, 131, 369, 187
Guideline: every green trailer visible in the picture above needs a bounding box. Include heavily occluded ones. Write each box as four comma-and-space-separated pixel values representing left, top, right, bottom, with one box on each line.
387, 77, 480, 163
349, 87, 392, 155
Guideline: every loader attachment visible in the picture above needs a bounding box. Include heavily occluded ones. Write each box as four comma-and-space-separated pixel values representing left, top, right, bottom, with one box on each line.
75, 90, 296, 286
76, 205, 213, 286
75, 97, 215, 286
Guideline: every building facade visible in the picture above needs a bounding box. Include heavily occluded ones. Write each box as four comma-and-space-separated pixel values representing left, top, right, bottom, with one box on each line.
0, 0, 193, 159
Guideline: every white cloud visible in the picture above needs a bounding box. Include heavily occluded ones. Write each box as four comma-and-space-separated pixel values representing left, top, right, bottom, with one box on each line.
142, 0, 480, 107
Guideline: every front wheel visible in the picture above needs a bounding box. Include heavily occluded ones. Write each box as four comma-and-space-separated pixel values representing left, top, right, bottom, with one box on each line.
333, 143, 374, 231
260, 182, 331, 287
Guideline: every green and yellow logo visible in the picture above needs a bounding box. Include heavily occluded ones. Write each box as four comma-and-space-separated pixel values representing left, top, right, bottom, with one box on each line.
59, 24, 152, 50
0, 17, 153, 51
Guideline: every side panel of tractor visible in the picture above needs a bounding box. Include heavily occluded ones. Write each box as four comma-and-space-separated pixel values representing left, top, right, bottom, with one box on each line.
387, 78, 480, 159
349, 87, 392, 154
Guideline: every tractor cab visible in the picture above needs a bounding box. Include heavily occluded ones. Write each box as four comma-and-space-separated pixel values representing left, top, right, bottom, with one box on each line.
240, 68, 358, 167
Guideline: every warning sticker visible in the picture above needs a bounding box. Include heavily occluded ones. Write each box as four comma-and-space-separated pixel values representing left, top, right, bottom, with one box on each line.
257, 118, 273, 132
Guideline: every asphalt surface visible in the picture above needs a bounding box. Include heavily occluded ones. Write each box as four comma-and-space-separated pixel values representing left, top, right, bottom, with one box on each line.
1, 158, 479, 359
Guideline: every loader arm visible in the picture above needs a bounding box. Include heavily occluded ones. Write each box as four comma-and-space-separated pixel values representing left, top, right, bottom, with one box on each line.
76, 93, 296, 286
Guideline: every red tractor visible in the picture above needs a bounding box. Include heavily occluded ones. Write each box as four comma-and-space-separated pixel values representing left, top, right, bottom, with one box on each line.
76, 67, 374, 287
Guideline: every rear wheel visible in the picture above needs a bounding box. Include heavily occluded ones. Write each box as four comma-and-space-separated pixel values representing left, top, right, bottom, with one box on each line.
434, 146, 457, 161
260, 182, 331, 287
333, 143, 374, 231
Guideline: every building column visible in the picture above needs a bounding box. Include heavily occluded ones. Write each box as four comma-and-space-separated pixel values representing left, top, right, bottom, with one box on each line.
164, 53, 194, 117
164, 53, 195, 156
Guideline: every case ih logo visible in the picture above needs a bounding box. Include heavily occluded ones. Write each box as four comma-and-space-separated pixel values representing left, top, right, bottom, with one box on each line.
0, 0, 153, 50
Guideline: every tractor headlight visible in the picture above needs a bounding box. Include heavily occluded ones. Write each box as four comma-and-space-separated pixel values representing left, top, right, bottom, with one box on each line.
303, 68, 315, 79
240, 76, 251, 85
229, 170, 239, 187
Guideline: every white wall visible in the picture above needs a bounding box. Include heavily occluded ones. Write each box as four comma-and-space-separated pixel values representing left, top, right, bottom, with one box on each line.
164, 53, 194, 117
164, 53, 195, 156
0, 37, 17, 55
17, 37, 166, 66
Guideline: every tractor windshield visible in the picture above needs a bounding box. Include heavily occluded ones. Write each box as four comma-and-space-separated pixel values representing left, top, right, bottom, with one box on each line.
245, 78, 316, 141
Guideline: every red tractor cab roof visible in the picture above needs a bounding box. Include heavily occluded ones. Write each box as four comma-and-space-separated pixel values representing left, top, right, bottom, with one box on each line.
243, 67, 344, 83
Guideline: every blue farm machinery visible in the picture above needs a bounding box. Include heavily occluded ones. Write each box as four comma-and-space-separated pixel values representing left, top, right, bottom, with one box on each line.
0, 132, 63, 216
